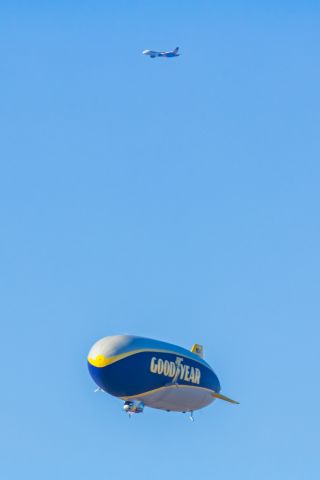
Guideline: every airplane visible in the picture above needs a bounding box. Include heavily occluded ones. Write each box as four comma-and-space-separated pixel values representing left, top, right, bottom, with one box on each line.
88, 335, 239, 420
142, 47, 180, 59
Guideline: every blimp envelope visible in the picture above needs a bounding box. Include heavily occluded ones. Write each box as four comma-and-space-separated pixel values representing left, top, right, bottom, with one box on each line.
87, 335, 238, 414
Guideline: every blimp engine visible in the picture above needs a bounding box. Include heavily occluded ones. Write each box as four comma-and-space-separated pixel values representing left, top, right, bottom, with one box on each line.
123, 400, 144, 415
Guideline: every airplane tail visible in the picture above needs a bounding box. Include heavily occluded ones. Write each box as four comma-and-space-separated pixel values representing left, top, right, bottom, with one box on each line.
173, 47, 179, 54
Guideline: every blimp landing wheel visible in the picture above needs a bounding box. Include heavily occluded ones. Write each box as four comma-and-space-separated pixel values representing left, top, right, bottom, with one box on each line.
189, 411, 194, 422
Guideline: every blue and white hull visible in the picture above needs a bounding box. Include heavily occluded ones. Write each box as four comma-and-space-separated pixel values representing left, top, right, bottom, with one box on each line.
88, 335, 222, 412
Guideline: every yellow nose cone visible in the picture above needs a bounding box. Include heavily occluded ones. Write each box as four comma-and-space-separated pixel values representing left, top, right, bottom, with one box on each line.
88, 354, 109, 367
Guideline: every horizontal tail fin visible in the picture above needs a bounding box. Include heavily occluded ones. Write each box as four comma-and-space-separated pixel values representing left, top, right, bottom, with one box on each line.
212, 392, 239, 404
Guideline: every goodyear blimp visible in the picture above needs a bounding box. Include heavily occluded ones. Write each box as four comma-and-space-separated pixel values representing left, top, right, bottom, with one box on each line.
88, 335, 239, 419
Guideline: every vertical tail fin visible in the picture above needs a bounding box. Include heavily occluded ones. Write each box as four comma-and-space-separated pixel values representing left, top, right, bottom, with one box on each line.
173, 47, 179, 54
191, 344, 204, 358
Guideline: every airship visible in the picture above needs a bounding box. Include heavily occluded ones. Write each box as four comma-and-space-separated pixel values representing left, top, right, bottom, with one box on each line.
88, 335, 239, 420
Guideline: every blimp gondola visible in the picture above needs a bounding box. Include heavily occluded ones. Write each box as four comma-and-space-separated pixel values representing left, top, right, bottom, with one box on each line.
88, 335, 239, 419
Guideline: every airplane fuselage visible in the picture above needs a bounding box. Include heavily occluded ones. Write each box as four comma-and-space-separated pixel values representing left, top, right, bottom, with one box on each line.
142, 48, 180, 59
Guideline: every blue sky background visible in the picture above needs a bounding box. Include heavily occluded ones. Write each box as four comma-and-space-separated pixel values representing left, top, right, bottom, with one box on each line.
1, 1, 319, 479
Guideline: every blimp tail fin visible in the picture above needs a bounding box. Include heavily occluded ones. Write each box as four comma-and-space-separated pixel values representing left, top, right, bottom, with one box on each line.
191, 344, 204, 358
212, 392, 240, 404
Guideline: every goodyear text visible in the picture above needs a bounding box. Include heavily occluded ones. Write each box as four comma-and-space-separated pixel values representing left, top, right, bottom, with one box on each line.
150, 356, 201, 384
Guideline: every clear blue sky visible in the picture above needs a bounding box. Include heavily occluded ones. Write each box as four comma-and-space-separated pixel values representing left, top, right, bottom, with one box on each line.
1, 1, 319, 479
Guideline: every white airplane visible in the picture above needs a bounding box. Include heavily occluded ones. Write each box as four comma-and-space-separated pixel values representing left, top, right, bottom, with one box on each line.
142, 47, 180, 59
